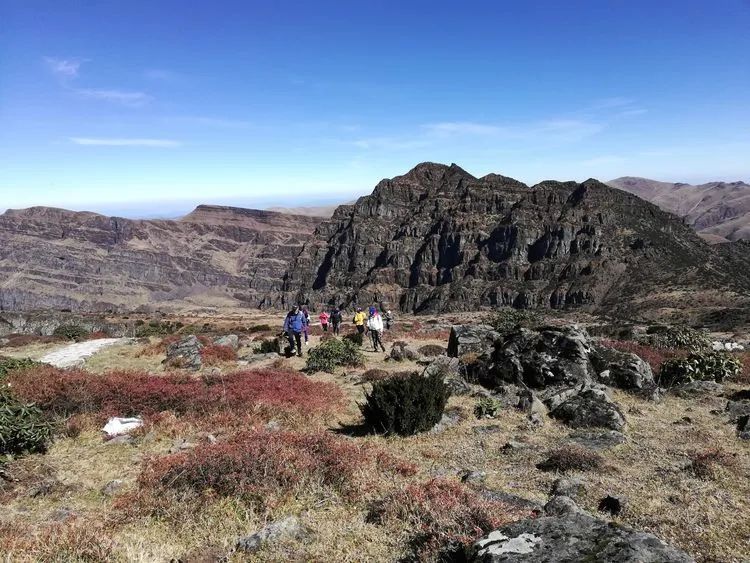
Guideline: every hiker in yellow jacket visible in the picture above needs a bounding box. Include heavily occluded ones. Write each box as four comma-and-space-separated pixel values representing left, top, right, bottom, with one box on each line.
353, 307, 367, 336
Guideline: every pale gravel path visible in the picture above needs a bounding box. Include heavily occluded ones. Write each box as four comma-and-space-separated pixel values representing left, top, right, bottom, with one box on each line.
40, 338, 130, 368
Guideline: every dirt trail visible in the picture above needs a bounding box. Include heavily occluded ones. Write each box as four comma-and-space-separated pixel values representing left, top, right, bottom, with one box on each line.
40, 338, 130, 368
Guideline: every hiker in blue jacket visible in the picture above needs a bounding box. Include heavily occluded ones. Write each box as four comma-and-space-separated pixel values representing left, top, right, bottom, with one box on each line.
282, 305, 307, 357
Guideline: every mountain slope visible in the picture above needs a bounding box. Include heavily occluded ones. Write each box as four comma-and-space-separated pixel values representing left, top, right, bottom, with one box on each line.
607, 176, 750, 242
283, 163, 750, 321
0, 205, 321, 312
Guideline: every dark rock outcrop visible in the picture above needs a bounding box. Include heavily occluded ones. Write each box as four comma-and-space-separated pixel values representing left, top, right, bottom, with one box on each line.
284, 162, 750, 319
469, 512, 693, 562
547, 385, 626, 431
164, 335, 203, 370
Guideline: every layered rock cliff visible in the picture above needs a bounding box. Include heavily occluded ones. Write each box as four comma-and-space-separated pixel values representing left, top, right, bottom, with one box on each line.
0, 205, 319, 312
283, 163, 750, 319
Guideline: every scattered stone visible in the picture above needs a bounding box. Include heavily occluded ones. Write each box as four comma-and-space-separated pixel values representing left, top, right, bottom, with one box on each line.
502, 441, 531, 453
548, 386, 627, 431
169, 438, 197, 454
598, 494, 627, 516
477, 489, 544, 515
430, 409, 462, 434
50, 507, 76, 522
102, 479, 124, 497
240, 352, 279, 364
473, 424, 502, 435
544, 495, 584, 517
671, 380, 724, 398
235, 516, 305, 553
447, 324, 501, 358
527, 412, 545, 429
468, 512, 693, 562
27, 480, 58, 498
213, 334, 239, 350
105, 434, 134, 446
737, 415, 750, 440
672, 416, 693, 425
265, 420, 281, 432
389, 341, 420, 362
568, 429, 626, 450
164, 335, 203, 370
459, 470, 487, 484
550, 477, 586, 500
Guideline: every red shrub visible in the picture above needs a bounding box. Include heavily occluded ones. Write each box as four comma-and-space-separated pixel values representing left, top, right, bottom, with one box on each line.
0, 520, 114, 561
0, 334, 62, 348
136, 334, 182, 357
138, 429, 416, 510
598, 339, 686, 373
199, 344, 237, 365
736, 352, 750, 385
369, 479, 534, 561
9, 367, 344, 421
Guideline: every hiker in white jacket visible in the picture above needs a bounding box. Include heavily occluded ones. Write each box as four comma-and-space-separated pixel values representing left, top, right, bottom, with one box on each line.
367, 308, 387, 352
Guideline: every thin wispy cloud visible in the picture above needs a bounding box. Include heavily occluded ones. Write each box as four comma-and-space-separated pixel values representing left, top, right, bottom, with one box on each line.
165, 116, 253, 129
70, 137, 181, 147
76, 88, 152, 107
43, 57, 85, 80
44, 56, 153, 107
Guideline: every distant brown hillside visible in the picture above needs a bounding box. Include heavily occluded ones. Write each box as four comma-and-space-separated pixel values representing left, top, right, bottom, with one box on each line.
607, 176, 750, 242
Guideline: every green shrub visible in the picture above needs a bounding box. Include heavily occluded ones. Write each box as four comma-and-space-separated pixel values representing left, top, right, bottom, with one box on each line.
643, 325, 711, 351
485, 308, 539, 335
135, 321, 179, 338
52, 325, 89, 342
474, 397, 503, 419
0, 357, 40, 380
248, 324, 272, 333
343, 331, 364, 346
659, 351, 742, 387
306, 338, 363, 373
253, 338, 279, 354
0, 390, 53, 456
360, 371, 450, 436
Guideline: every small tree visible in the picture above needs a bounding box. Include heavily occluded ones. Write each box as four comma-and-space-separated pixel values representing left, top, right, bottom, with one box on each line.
659, 351, 742, 387
361, 371, 450, 436
306, 338, 364, 373
0, 390, 53, 456
53, 325, 89, 342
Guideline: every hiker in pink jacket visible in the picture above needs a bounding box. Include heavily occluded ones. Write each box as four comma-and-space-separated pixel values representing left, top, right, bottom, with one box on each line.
319, 310, 330, 332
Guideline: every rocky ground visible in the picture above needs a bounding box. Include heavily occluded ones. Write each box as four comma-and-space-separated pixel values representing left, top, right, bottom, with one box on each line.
0, 310, 749, 562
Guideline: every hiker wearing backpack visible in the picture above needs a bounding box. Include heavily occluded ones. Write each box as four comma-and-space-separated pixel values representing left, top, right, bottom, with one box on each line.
384, 309, 394, 330
367, 308, 387, 352
353, 307, 367, 335
319, 310, 330, 332
301, 305, 311, 345
282, 305, 306, 357
330, 306, 342, 335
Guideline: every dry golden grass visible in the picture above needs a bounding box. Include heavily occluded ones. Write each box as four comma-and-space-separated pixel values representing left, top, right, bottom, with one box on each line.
1, 312, 749, 561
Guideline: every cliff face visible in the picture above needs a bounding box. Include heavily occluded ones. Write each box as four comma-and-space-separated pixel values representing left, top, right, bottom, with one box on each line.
0, 205, 320, 312
283, 163, 750, 318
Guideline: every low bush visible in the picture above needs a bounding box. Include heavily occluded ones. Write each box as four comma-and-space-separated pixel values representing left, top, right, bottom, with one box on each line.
736, 352, 750, 385
598, 339, 682, 373
199, 344, 237, 365
0, 334, 61, 348
360, 371, 449, 436
687, 448, 737, 480
9, 367, 345, 422
0, 520, 115, 561
52, 325, 89, 342
306, 337, 363, 373
343, 331, 364, 346
485, 308, 539, 335
642, 325, 711, 351
658, 351, 742, 387
536, 445, 603, 472
0, 390, 53, 456
368, 479, 533, 561
474, 397, 503, 419
248, 323, 272, 333
0, 357, 40, 380
134, 320, 179, 338
417, 344, 445, 357
139, 429, 416, 510
253, 338, 279, 354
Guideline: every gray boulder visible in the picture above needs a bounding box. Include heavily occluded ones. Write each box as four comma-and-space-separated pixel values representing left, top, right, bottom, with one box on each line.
447, 324, 501, 358
468, 512, 693, 562
213, 334, 239, 350
737, 415, 750, 440
726, 390, 750, 422
550, 477, 585, 500
235, 516, 305, 553
670, 380, 724, 398
389, 341, 420, 362
547, 386, 626, 431
164, 335, 203, 370
593, 346, 656, 394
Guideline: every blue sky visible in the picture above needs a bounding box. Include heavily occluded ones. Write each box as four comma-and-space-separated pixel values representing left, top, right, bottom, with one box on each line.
1, 0, 749, 216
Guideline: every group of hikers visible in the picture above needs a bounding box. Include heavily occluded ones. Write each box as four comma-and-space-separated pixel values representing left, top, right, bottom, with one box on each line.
281, 303, 393, 357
